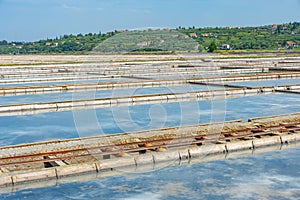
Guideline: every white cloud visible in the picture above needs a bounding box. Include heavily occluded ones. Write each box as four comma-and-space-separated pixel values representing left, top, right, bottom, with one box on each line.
61, 3, 81, 11
122, 192, 161, 200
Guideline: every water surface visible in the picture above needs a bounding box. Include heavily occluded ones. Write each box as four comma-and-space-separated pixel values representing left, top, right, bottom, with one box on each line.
1, 145, 299, 200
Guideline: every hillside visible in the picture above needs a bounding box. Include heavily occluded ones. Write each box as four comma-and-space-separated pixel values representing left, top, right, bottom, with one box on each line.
1, 22, 300, 54
178, 22, 300, 51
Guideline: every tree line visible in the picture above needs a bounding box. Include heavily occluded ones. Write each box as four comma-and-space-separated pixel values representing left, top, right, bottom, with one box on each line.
0, 22, 300, 54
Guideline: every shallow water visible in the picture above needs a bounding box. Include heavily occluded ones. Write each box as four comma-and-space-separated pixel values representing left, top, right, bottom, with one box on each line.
228, 78, 300, 87
1, 145, 299, 199
0, 85, 218, 106
0, 76, 299, 199
0, 78, 134, 88
0, 93, 299, 146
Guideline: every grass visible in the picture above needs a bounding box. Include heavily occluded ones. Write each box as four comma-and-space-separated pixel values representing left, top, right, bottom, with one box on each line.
215, 49, 300, 54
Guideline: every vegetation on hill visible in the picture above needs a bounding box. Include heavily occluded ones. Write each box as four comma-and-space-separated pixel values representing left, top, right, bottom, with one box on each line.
93, 29, 198, 53
0, 22, 300, 54
0, 32, 112, 54
178, 22, 300, 51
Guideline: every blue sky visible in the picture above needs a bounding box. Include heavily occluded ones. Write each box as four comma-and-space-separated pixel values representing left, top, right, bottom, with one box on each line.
1, 0, 300, 41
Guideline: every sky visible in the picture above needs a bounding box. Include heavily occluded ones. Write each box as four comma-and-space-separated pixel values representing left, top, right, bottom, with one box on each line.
0, 0, 300, 41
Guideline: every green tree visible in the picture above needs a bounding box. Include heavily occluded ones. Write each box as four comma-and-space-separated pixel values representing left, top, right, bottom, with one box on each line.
208, 41, 217, 52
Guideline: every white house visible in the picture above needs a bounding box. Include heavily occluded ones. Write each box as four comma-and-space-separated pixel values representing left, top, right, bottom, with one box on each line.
220, 44, 230, 50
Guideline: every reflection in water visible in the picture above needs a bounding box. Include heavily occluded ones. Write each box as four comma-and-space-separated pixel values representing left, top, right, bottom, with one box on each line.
229, 78, 300, 87
0, 93, 299, 146
1, 146, 299, 199
0, 83, 299, 199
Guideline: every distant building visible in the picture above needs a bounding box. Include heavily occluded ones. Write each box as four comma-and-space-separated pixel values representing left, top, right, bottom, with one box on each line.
286, 41, 297, 49
220, 44, 230, 50
271, 24, 278, 30
15, 46, 22, 49
202, 33, 209, 37
46, 42, 59, 47
189, 33, 197, 38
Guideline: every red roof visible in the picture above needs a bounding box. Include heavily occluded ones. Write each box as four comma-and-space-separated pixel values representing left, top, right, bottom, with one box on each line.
287, 41, 296, 45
